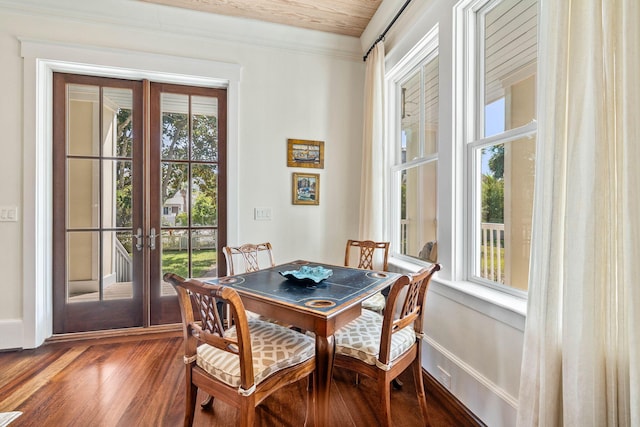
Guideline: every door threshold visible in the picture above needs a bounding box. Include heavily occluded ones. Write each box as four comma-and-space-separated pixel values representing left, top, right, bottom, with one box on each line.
46, 324, 182, 345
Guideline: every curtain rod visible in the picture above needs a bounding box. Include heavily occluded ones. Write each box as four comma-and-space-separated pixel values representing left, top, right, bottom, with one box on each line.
362, 0, 413, 62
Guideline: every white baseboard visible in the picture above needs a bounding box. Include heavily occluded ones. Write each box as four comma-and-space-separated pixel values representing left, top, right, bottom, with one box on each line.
422, 336, 518, 427
0, 319, 24, 350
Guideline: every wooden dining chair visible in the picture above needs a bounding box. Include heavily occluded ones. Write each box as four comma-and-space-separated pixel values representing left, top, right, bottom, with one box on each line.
344, 239, 390, 314
332, 263, 442, 427
223, 242, 275, 276
164, 273, 316, 427
222, 242, 280, 326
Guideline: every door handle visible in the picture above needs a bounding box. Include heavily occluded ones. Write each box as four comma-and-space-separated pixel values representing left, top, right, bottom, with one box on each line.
135, 227, 144, 251
149, 228, 157, 251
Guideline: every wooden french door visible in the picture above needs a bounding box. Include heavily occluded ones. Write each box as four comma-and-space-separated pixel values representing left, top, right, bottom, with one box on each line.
148, 82, 227, 325
53, 74, 226, 334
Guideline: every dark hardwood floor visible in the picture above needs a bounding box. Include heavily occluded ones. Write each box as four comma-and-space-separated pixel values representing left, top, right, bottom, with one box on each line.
0, 331, 481, 426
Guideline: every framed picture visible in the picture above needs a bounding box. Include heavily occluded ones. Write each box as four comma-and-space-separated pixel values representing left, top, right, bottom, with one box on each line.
292, 173, 320, 205
287, 139, 324, 169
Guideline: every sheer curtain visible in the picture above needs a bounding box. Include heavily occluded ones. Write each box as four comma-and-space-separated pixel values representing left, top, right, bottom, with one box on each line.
517, 1, 640, 426
359, 42, 386, 241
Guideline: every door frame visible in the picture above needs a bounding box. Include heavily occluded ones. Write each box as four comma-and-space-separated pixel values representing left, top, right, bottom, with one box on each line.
19, 40, 240, 348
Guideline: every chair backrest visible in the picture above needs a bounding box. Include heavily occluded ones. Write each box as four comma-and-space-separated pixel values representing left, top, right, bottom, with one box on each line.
223, 242, 275, 276
378, 263, 441, 367
164, 273, 256, 390
344, 239, 390, 271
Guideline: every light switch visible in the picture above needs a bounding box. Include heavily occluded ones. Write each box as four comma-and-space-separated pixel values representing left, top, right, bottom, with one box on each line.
254, 207, 272, 221
0, 206, 18, 222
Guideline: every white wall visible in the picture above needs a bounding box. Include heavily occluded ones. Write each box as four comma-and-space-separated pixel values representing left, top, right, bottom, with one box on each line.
0, 0, 364, 347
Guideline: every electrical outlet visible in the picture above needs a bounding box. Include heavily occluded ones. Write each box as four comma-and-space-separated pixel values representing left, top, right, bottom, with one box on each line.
437, 365, 451, 389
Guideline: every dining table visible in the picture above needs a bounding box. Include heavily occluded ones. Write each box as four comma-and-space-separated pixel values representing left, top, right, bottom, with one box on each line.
204, 260, 401, 427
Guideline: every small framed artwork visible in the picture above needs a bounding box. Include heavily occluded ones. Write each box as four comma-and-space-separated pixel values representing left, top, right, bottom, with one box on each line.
292, 173, 320, 205
287, 139, 324, 169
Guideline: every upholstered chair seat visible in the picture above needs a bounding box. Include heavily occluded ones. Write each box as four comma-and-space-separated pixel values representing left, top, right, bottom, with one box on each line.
360, 292, 387, 314
196, 318, 315, 389
334, 309, 415, 369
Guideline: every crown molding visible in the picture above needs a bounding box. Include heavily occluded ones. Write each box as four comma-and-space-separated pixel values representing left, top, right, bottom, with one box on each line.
0, 0, 363, 61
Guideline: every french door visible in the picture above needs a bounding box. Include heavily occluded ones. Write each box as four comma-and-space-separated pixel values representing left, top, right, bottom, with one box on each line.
53, 73, 227, 334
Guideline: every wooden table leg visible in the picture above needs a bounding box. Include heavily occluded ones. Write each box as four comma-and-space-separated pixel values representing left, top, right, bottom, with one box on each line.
314, 334, 335, 427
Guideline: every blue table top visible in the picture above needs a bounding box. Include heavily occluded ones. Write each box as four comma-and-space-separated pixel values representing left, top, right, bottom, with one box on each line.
204, 260, 400, 315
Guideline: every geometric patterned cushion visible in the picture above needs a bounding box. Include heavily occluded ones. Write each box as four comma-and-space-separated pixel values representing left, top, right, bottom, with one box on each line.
361, 291, 386, 313
334, 309, 416, 370
196, 319, 315, 389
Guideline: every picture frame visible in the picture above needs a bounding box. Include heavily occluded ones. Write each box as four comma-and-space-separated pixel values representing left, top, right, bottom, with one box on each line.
287, 139, 324, 169
292, 173, 320, 205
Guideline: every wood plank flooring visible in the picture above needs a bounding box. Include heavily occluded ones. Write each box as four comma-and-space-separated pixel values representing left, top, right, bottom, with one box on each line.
0, 332, 479, 426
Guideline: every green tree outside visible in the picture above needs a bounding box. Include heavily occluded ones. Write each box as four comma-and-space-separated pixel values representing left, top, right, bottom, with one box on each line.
480, 144, 505, 283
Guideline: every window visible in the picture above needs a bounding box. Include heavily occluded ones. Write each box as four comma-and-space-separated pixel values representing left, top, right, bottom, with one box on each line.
462, 0, 538, 293
389, 32, 439, 264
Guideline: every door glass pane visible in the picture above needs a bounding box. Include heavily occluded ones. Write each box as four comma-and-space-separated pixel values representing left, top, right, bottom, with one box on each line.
483, 0, 537, 137
161, 163, 189, 226
103, 87, 133, 158
401, 70, 421, 163
423, 56, 439, 156
108, 160, 133, 228
67, 231, 100, 302
192, 229, 218, 278
100, 231, 134, 300
191, 95, 218, 162
161, 93, 189, 160
191, 164, 218, 227
67, 158, 100, 229
478, 135, 535, 290
102, 159, 132, 228
399, 161, 438, 261
161, 229, 187, 296
161, 230, 188, 274
67, 84, 100, 157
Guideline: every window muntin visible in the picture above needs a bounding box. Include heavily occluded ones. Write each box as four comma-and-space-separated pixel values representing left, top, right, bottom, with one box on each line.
394, 52, 439, 263
468, 0, 537, 293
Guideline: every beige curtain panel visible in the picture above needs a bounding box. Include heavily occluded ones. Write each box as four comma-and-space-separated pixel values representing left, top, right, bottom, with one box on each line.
359, 42, 386, 242
517, 0, 640, 426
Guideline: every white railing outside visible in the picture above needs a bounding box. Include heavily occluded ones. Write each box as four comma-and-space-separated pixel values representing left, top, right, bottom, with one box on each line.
162, 234, 216, 251
481, 222, 504, 283
114, 238, 132, 282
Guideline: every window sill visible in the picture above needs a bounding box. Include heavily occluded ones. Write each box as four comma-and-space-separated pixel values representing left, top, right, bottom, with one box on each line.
388, 257, 527, 331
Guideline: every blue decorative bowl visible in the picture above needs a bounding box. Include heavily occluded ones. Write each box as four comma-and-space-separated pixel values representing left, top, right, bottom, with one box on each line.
279, 265, 333, 284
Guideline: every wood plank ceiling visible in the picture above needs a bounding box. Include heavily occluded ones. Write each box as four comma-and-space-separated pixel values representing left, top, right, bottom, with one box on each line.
139, 0, 383, 37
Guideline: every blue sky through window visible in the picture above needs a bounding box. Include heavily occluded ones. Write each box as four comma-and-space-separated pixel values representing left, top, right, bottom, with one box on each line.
482, 98, 505, 175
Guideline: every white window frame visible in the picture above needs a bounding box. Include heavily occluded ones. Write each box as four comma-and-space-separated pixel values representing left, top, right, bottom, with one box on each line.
386, 25, 440, 266
457, 0, 537, 297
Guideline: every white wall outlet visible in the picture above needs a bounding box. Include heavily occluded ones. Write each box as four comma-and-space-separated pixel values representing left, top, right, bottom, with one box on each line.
0, 206, 18, 222
437, 365, 451, 389
254, 207, 272, 221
